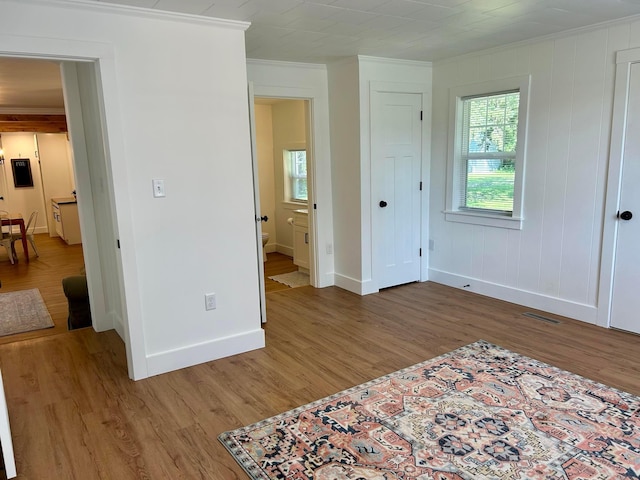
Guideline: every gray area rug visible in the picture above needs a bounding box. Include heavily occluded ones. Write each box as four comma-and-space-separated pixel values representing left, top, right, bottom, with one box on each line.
268, 271, 310, 288
0, 288, 54, 336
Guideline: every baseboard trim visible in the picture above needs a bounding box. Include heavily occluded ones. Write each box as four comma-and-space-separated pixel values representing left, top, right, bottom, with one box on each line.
145, 329, 265, 378
428, 269, 597, 324
276, 244, 294, 257
334, 274, 377, 295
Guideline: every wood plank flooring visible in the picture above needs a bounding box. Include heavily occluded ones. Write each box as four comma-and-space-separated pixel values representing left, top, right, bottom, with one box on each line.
263, 252, 299, 293
0, 234, 85, 345
0, 279, 638, 479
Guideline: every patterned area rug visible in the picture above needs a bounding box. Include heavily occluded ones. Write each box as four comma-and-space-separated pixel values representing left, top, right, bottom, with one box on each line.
268, 271, 310, 288
0, 288, 54, 336
219, 340, 640, 479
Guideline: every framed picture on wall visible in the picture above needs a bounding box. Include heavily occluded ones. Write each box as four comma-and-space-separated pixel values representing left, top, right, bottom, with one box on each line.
11, 158, 34, 188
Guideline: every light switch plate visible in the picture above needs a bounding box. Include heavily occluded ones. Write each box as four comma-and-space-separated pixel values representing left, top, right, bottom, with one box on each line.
152, 179, 165, 198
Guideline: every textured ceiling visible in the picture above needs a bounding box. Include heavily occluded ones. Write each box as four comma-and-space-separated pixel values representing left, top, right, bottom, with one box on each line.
4, 0, 640, 110
98, 0, 640, 63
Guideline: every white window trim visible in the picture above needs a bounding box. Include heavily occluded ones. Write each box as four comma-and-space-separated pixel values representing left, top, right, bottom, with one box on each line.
445, 75, 531, 230
287, 149, 307, 202
282, 142, 307, 204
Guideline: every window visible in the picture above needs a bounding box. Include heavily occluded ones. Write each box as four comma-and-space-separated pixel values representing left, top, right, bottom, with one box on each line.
446, 76, 530, 229
284, 149, 307, 203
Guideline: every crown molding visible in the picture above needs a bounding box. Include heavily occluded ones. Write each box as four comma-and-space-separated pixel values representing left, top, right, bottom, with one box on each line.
9, 0, 250, 31
357, 55, 432, 67
247, 58, 327, 71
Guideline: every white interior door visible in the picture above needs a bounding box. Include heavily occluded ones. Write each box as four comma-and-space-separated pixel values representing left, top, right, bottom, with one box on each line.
372, 92, 422, 289
610, 61, 640, 334
248, 82, 267, 323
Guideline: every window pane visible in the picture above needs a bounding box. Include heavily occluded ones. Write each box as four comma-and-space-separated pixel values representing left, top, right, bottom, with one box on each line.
465, 159, 514, 212
487, 96, 506, 125
469, 99, 487, 126
461, 91, 519, 213
294, 178, 307, 201
285, 149, 307, 202
294, 151, 307, 176
463, 92, 519, 154
469, 127, 498, 152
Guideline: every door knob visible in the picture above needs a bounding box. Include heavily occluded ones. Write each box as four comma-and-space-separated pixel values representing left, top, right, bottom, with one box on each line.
256, 215, 268, 222
618, 210, 633, 221
379, 200, 388, 208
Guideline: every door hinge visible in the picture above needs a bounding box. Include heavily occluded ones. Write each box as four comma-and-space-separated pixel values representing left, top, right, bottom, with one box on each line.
419, 248, 422, 257
420, 111, 423, 121
419, 181, 423, 191
314, 203, 317, 210
117, 239, 120, 249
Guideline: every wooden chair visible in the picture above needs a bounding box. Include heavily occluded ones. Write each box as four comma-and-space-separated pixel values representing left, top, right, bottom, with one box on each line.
0, 211, 16, 265
10, 210, 39, 259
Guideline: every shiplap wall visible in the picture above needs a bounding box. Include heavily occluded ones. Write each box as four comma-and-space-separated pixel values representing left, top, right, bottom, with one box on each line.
429, 20, 640, 323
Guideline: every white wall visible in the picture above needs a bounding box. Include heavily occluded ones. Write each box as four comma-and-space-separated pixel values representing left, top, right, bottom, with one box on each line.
328, 56, 432, 294
0, 133, 75, 238
247, 60, 335, 288
429, 20, 640, 323
271, 99, 307, 255
327, 58, 361, 289
254, 104, 276, 252
1, 0, 264, 378
69, 61, 123, 337
0, 133, 48, 236
36, 133, 75, 236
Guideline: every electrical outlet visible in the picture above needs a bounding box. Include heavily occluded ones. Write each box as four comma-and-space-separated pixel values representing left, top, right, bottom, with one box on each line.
428, 239, 434, 251
326, 243, 333, 254
205, 293, 216, 311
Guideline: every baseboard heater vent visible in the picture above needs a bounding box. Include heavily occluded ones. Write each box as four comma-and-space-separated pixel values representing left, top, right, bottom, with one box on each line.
522, 312, 561, 324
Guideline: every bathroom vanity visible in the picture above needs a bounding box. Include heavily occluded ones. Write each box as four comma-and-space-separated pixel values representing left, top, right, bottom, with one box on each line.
292, 209, 309, 272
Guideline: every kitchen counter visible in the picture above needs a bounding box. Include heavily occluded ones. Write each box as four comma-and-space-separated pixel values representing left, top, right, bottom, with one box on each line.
51, 196, 77, 204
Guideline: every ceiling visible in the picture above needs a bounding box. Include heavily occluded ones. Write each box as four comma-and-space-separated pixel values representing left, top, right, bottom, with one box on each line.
3, 0, 640, 110
111, 0, 640, 63
0, 58, 64, 110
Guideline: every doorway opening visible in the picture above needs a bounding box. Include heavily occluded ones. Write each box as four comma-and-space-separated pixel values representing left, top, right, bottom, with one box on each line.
0, 59, 86, 344
0, 56, 127, 365
253, 97, 315, 294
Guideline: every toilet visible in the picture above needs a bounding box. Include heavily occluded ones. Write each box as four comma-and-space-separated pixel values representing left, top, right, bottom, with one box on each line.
261, 232, 269, 261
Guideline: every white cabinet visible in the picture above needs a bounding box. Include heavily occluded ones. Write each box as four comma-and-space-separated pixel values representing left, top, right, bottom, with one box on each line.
293, 209, 309, 271
51, 197, 82, 245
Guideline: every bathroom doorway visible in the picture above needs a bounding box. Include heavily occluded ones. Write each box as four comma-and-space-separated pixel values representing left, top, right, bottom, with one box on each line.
253, 97, 314, 294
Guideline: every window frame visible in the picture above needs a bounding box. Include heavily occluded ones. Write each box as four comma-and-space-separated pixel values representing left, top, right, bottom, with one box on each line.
283, 148, 308, 204
445, 75, 531, 230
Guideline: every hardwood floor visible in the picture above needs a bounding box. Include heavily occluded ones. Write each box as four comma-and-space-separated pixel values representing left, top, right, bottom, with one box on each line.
263, 252, 298, 293
0, 279, 638, 479
0, 234, 85, 345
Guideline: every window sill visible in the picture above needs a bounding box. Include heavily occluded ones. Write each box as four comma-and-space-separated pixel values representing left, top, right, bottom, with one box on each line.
444, 210, 523, 230
282, 201, 309, 209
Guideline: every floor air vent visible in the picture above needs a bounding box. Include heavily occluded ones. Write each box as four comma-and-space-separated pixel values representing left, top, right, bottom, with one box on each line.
522, 312, 561, 324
